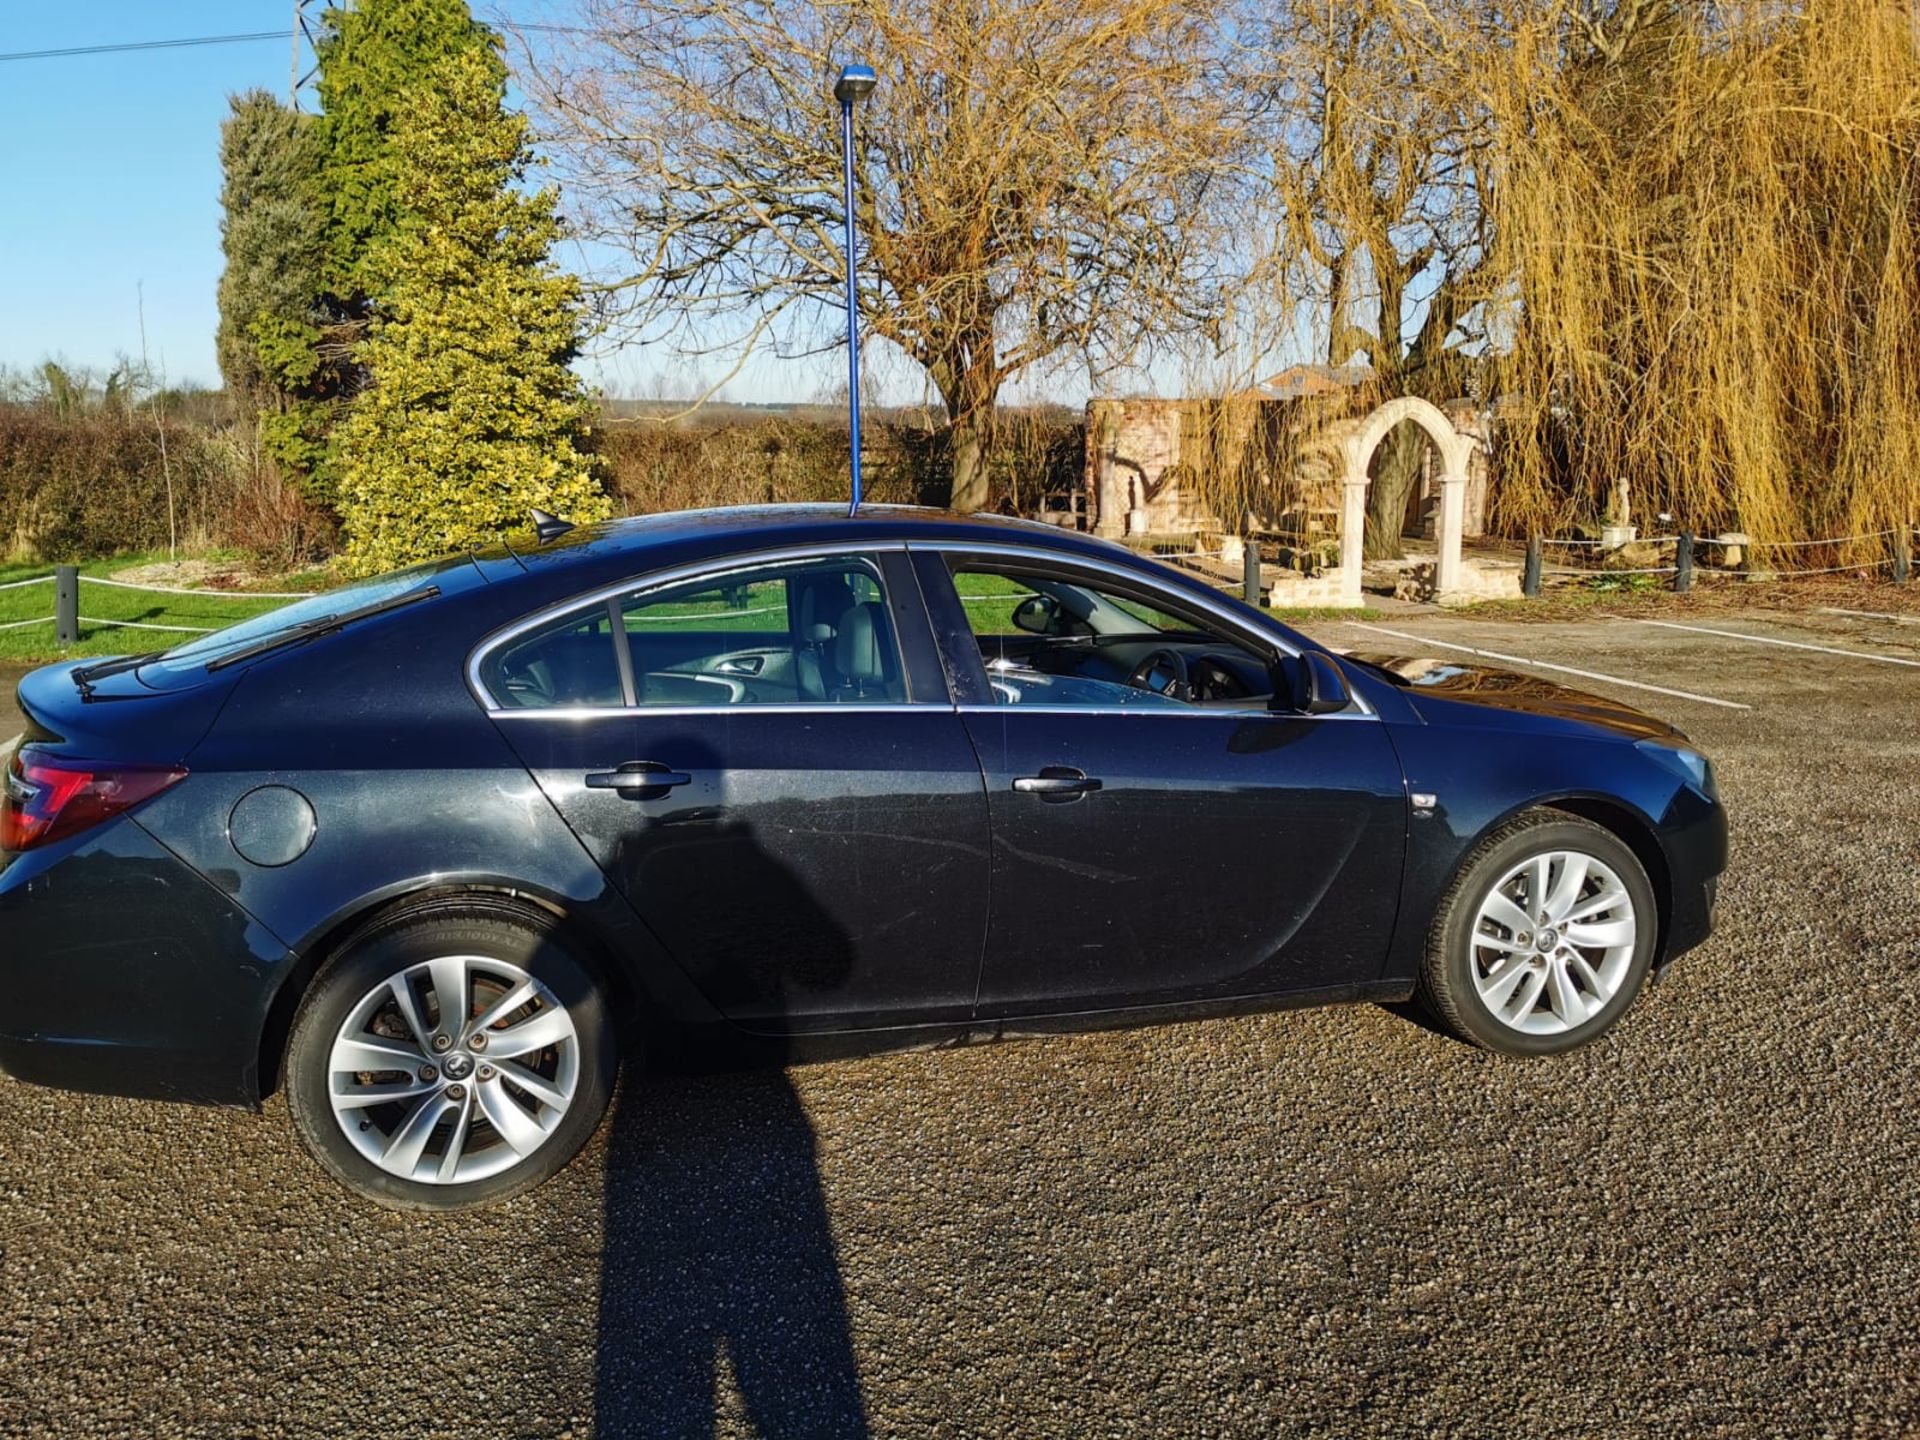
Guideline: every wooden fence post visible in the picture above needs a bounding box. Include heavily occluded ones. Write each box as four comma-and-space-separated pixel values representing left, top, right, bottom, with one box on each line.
1893, 525, 1911, 584
1675, 532, 1694, 593
1243, 539, 1261, 607
54, 565, 79, 646
1523, 535, 1542, 599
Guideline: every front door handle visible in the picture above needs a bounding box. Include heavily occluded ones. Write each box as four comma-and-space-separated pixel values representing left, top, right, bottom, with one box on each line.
1012, 766, 1102, 799
585, 761, 693, 793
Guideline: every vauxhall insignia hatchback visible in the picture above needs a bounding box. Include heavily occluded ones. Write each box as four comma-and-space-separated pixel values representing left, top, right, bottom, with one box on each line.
0, 507, 1726, 1208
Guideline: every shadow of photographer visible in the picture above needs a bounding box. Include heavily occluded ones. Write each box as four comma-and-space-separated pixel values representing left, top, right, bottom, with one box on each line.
593, 1067, 867, 1440
590, 756, 870, 1439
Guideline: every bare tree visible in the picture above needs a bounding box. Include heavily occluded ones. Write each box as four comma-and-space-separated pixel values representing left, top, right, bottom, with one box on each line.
1252, 0, 1493, 556
519, 0, 1251, 509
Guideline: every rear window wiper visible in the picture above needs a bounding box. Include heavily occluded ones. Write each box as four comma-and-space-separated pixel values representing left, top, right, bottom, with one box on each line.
71, 650, 165, 698
204, 585, 441, 672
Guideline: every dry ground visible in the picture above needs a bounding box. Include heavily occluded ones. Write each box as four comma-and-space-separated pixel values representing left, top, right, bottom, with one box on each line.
1, 598, 1916, 1438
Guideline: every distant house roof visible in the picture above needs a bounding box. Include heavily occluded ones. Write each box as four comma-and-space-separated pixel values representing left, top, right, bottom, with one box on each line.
1253, 364, 1374, 401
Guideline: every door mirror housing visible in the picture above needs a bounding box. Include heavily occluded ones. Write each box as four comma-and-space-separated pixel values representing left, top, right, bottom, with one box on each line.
1301, 651, 1352, 713
1274, 651, 1352, 714
1012, 593, 1060, 634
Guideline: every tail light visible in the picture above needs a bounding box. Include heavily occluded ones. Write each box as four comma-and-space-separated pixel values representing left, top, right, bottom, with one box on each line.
1, 750, 186, 852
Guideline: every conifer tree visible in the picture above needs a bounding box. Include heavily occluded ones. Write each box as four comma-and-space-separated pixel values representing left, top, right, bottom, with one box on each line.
215, 91, 336, 499
334, 47, 608, 573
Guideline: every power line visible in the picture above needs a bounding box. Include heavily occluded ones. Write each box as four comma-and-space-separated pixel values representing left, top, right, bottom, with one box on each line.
0, 31, 286, 63
0, 22, 585, 65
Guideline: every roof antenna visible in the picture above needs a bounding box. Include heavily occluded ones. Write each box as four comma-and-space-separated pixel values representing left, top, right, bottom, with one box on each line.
529, 507, 575, 544
835, 62, 877, 517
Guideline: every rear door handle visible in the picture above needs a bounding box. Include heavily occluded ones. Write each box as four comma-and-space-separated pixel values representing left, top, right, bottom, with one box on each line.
1012, 766, 1102, 798
585, 761, 693, 793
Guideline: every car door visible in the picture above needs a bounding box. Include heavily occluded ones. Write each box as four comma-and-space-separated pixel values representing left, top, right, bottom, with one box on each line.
915, 546, 1408, 1017
478, 547, 990, 1034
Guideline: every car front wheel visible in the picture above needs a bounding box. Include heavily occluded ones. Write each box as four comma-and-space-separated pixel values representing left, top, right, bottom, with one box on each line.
286, 903, 617, 1210
1421, 811, 1658, 1055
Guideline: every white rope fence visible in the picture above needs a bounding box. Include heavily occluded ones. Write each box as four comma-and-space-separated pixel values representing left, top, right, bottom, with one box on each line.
1532, 523, 1915, 586
76, 574, 316, 599
1542, 565, 1677, 577
79, 616, 218, 633
640, 603, 785, 622
0, 567, 309, 645
1764, 529, 1896, 548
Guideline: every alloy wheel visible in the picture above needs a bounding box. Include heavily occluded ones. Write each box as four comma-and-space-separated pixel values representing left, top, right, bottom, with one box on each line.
326, 955, 580, 1184
1469, 849, 1639, 1036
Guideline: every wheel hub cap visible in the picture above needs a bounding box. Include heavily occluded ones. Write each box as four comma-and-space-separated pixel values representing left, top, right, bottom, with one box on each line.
325, 955, 580, 1185
1468, 849, 1639, 1036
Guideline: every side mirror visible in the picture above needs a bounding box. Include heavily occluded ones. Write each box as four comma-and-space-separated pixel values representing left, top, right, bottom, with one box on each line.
1281, 651, 1351, 714
1012, 593, 1059, 634
1303, 651, 1351, 713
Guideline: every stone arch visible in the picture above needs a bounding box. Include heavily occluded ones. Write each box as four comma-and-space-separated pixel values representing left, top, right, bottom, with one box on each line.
1336, 396, 1479, 605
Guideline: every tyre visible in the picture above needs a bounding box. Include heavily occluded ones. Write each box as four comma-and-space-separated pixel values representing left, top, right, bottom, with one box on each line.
286, 904, 617, 1210
1420, 811, 1658, 1055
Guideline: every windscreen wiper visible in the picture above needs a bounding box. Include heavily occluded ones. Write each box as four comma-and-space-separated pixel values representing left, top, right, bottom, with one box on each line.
205, 585, 441, 672
70, 651, 165, 700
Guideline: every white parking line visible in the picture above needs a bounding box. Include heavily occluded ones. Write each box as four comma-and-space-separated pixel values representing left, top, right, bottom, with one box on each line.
1339, 623, 1752, 710
1632, 618, 1920, 668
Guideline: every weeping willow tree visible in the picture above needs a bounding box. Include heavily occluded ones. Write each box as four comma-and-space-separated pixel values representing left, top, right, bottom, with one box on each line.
1475, 0, 1920, 556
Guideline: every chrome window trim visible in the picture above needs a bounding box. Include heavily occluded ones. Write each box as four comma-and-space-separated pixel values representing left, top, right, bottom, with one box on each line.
487, 701, 1375, 723
466, 541, 910, 714
951, 704, 1378, 721
489, 702, 931, 721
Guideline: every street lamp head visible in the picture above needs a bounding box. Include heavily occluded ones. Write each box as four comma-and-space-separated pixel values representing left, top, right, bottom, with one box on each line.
834, 64, 877, 107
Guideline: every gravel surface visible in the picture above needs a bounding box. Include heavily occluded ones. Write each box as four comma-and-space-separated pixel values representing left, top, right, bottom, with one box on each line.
1, 609, 1916, 1438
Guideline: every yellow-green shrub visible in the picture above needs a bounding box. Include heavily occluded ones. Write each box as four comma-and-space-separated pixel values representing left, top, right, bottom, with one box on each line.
334, 47, 609, 574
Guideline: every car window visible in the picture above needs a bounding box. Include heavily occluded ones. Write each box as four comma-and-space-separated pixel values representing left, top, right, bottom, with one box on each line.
952, 569, 1189, 639
620, 555, 906, 706
947, 559, 1270, 710
483, 605, 624, 710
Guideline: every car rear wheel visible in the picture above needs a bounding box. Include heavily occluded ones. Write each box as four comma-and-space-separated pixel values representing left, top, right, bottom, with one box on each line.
1420, 811, 1658, 1055
286, 904, 617, 1210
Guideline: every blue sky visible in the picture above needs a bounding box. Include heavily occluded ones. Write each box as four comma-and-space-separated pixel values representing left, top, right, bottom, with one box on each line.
0, 5, 1239, 406
0, 3, 965, 406
0, 4, 843, 400
0, 4, 302, 389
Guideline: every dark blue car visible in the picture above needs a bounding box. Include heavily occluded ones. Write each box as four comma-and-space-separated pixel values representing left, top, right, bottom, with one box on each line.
0, 507, 1726, 1208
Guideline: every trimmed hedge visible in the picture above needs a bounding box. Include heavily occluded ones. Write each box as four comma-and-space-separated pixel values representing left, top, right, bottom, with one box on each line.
0, 411, 247, 560
593, 413, 1082, 518
0, 407, 1085, 564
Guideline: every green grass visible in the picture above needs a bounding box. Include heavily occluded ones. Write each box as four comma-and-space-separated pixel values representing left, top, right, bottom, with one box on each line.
1260, 604, 1382, 623
0, 553, 333, 665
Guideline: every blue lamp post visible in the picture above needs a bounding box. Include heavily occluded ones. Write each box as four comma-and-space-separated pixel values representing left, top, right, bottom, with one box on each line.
834, 63, 877, 517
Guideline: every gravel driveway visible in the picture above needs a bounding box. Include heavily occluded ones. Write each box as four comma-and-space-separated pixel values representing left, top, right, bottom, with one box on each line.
1, 609, 1915, 1438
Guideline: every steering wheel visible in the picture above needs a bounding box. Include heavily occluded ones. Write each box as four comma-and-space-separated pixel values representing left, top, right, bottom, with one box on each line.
1128, 647, 1193, 701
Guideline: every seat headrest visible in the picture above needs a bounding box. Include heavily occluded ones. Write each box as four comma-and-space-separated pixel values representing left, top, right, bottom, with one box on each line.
539, 635, 622, 706
795, 575, 857, 634
833, 601, 888, 684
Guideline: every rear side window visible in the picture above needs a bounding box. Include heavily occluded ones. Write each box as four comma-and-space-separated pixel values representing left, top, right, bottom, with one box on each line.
620, 556, 905, 706
481, 606, 623, 710
476, 553, 911, 710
